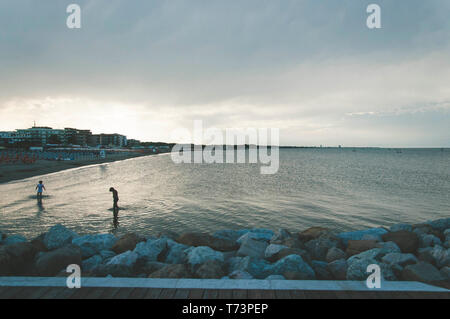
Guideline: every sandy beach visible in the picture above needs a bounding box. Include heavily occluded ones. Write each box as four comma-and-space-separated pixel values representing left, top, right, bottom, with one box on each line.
0, 151, 155, 184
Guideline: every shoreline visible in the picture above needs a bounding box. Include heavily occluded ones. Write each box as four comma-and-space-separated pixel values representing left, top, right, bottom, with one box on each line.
0, 151, 166, 184
0, 218, 448, 288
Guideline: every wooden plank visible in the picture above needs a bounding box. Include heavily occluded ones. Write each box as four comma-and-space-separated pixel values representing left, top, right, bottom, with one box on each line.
274, 290, 292, 299
218, 289, 233, 299
144, 288, 163, 299
0, 287, 30, 299
232, 289, 247, 299
247, 290, 263, 299
188, 289, 205, 299
203, 289, 219, 299
114, 288, 135, 299
26, 287, 54, 299
55, 287, 87, 299
260, 290, 276, 299
159, 288, 176, 299
129, 288, 149, 299
97, 287, 121, 299
173, 289, 190, 299
290, 290, 307, 299
40, 287, 72, 299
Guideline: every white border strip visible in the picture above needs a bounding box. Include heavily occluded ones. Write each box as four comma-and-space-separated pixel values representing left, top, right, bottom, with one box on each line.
0, 277, 448, 292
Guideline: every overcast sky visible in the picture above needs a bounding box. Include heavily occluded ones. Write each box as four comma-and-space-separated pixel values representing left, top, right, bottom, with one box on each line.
0, 0, 449, 147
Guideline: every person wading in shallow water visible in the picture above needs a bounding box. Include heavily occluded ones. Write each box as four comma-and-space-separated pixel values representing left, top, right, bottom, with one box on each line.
109, 187, 119, 212
35, 180, 46, 200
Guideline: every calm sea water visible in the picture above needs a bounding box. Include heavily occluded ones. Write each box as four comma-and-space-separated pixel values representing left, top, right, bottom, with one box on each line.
0, 148, 449, 239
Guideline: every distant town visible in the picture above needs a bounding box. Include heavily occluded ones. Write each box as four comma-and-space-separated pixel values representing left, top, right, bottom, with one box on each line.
0, 125, 174, 151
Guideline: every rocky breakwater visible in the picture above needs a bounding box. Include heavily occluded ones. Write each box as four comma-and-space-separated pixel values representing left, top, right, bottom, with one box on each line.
0, 218, 449, 288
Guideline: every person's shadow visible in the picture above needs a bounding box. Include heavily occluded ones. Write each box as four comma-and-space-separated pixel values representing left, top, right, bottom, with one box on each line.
111, 207, 120, 232
36, 198, 45, 216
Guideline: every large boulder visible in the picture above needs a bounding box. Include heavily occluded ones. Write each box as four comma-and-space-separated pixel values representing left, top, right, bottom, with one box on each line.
213, 229, 249, 242
133, 238, 167, 262
402, 262, 445, 283
139, 261, 167, 275
298, 227, 330, 242
111, 233, 144, 254
337, 228, 388, 245
195, 260, 225, 279
311, 260, 332, 280
148, 264, 193, 278
35, 244, 82, 276
381, 253, 418, 267
0, 242, 37, 275
327, 259, 347, 280
177, 232, 238, 252
346, 258, 378, 280
346, 240, 378, 256
44, 224, 78, 250
237, 237, 268, 259
419, 234, 442, 248
381, 231, 419, 253
265, 244, 288, 261
106, 250, 139, 268
390, 223, 413, 232
270, 229, 292, 244
429, 245, 450, 269
187, 246, 224, 271
305, 237, 338, 261
72, 234, 117, 258
426, 218, 450, 232
236, 230, 274, 244
268, 247, 310, 263
229, 270, 253, 279
272, 254, 315, 280
82, 255, 103, 272
228, 256, 273, 279
3, 235, 27, 246
326, 247, 346, 263
440, 266, 450, 279
164, 241, 189, 264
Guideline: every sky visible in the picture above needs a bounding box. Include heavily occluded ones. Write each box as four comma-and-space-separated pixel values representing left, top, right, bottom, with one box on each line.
0, 0, 449, 147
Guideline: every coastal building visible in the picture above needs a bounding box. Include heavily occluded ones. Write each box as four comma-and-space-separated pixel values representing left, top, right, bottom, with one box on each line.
64, 128, 92, 146
16, 126, 65, 146
90, 133, 127, 147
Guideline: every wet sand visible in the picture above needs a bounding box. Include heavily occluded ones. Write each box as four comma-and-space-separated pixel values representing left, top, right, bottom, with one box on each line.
0, 152, 155, 184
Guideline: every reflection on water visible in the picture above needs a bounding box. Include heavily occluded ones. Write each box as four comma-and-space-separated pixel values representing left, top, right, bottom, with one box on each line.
0, 149, 449, 239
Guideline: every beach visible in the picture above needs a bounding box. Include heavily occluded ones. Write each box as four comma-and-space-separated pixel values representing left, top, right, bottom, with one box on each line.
0, 151, 156, 184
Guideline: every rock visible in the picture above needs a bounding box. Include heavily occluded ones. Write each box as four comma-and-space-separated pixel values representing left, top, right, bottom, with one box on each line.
177, 232, 238, 252
82, 255, 103, 272
264, 244, 288, 261
298, 227, 330, 242
106, 250, 139, 268
270, 229, 292, 244
346, 240, 378, 256
112, 233, 144, 254
429, 245, 450, 268
195, 260, 225, 279
133, 238, 167, 262
30, 234, 47, 252
376, 241, 401, 254
280, 237, 304, 250
426, 218, 450, 231
44, 224, 78, 250
164, 242, 189, 264
381, 253, 418, 267
237, 230, 274, 244
139, 261, 167, 275
381, 231, 419, 253
311, 260, 332, 280
305, 237, 338, 261
35, 244, 82, 276
326, 247, 346, 263
327, 259, 347, 280
346, 258, 378, 280
269, 247, 310, 264
148, 264, 193, 278
99, 250, 116, 260
187, 246, 224, 271
337, 228, 388, 245
419, 234, 442, 248
228, 256, 273, 279
379, 263, 398, 281
272, 255, 315, 280
402, 262, 445, 283
3, 235, 27, 245
237, 237, 268, 259
265, 275, 286, 280
72, 234, 117, 258
390, 223, 413, 232
0, 242, 37, 275
440, 266, 450, 279
361, 234, 382, 242
347, 248, 384, 264
417, 247, 434, 264
229, 270, 253, 279
213, 229, 249, 242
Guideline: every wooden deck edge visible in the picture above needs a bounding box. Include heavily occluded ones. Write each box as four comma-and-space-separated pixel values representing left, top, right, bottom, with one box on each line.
0, 277, 448, 293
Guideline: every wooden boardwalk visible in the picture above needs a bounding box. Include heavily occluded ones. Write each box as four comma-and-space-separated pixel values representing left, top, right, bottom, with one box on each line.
0, 286, 448, 299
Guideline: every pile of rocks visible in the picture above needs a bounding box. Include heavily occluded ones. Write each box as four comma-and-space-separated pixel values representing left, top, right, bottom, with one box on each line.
0, 218, 448, 287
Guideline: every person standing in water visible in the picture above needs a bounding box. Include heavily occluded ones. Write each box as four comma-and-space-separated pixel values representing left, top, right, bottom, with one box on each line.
109, 187, 119, 211
35, 180, 46, 200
